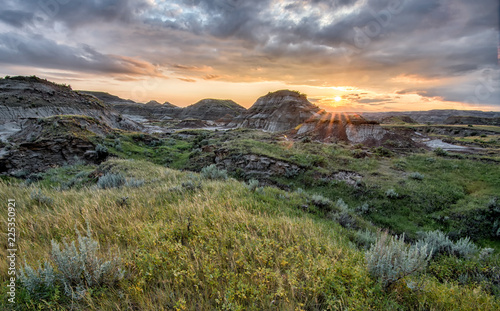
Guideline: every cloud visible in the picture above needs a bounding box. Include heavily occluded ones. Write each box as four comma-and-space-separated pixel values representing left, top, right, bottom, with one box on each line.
0, 9, 35, 28
178, 77, 197, 83
0, 32, 164, 77
0, 0, 498, 109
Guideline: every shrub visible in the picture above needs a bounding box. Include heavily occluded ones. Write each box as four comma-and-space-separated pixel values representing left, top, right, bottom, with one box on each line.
97, 173, 126, 189
385, 188, 399, 199
310, 194, 332, 208
335, 198, 349, 212
125, 178, 145, 188
409, 172, 424, 180
201, 164, 227, 180
30, 189, 54, 206
245, 179, 260, 192
19, 224, 124, 300
434, 148, 448, 156
366, 232, 432, 289
372, 146, 393, 157
416, 230, 453, 258
354, 229, 377, 250
416, 230, 479, 259
451, 237, 479, 259
354, 203, 371, 215
95, 144, 109, 160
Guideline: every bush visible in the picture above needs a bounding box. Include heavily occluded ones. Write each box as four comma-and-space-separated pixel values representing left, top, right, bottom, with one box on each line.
310, 194, 332, 208
245, 179, 260, 192
95, 144, 109, 160
354, 229, 377, 250
366, 232, 432, 289
97, 173, 126, 189
30, 189, 54, 206
19, 224, 124, 300
385, 188, 399, 199
125, 178, 145, 188
416, 230, 479, 259
451, 237, 479, 259
416, 230, 453, 258
201, 164, 228, 180
409, 172, 424, 180
434, 148, 448, 156
354, 203, 371, 215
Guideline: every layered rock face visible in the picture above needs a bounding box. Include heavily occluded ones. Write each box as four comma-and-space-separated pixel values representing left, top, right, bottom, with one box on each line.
229, 90, 387, 144
178, 99, 246, 121
0, 116, 113, 175
296, 113, 386, 144
0, 76, 141, 133
229, 90, 320, 132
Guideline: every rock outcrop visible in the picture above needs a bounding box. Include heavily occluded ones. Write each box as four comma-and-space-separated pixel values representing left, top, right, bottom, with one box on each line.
179, 99, 246, 121
0, 115, 113, 175
295, 113, 387, 144
229, 90, 320, 132
214, 151, 303, 178
0, 76, 141, 137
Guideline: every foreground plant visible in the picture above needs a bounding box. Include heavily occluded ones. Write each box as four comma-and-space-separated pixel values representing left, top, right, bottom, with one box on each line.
366, 232, 432, 290
19, 223, 124, 300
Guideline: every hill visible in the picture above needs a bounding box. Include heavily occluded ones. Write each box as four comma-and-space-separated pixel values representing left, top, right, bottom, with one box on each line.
179, 99, 246, 121
229, 90, 321, 132
0, 76, 140, 132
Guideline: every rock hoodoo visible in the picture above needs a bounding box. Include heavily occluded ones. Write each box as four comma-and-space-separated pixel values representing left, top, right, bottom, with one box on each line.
229, 90, 321, 132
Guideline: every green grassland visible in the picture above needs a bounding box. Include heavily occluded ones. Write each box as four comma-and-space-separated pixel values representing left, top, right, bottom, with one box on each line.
1, 159, 499, 310
1, 123, 500, 310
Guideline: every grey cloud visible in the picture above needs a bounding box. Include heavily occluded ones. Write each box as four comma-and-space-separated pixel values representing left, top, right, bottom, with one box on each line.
0, 32, 162, 76
0, 9, 35, 28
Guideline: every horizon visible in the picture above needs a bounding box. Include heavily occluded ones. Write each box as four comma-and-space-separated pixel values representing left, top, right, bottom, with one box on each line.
1, 0, 499, 112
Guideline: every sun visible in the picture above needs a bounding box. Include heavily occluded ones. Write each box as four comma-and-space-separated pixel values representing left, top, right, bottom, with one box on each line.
334, 96, 342, 102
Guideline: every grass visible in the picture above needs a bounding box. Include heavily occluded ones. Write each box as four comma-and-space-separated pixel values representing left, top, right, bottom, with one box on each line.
1, 158, 499, 310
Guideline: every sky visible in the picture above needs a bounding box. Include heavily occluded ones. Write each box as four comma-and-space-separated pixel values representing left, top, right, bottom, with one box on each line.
0, 0, 499, 112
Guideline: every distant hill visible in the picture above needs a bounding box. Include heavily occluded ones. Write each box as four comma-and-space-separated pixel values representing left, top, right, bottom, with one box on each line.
444, 116, 500, 126
82, 91, 182, 122
380, 115, 417, 124
361, 110, 500, 124
179, 99, 246, 121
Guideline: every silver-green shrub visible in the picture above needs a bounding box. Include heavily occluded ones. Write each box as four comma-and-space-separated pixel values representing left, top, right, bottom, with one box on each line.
97, 173, 126, 189
30, 189, 54, 206
125, 178, 145, 188
416, 230, 453, 257
245, 179, 260, 192
451, 237, 479, 259
310, 194, 332, 208
19, 224, 124, 300
385, 188, 399, 199
409, 172, 424, 180
366, 232, 432, 289
201, 164, 228, 180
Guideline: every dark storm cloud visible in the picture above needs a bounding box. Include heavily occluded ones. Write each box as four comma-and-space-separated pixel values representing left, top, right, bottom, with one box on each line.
11, 0, 152, 28
0, 10, 35, 28
0, 32, 162, 76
